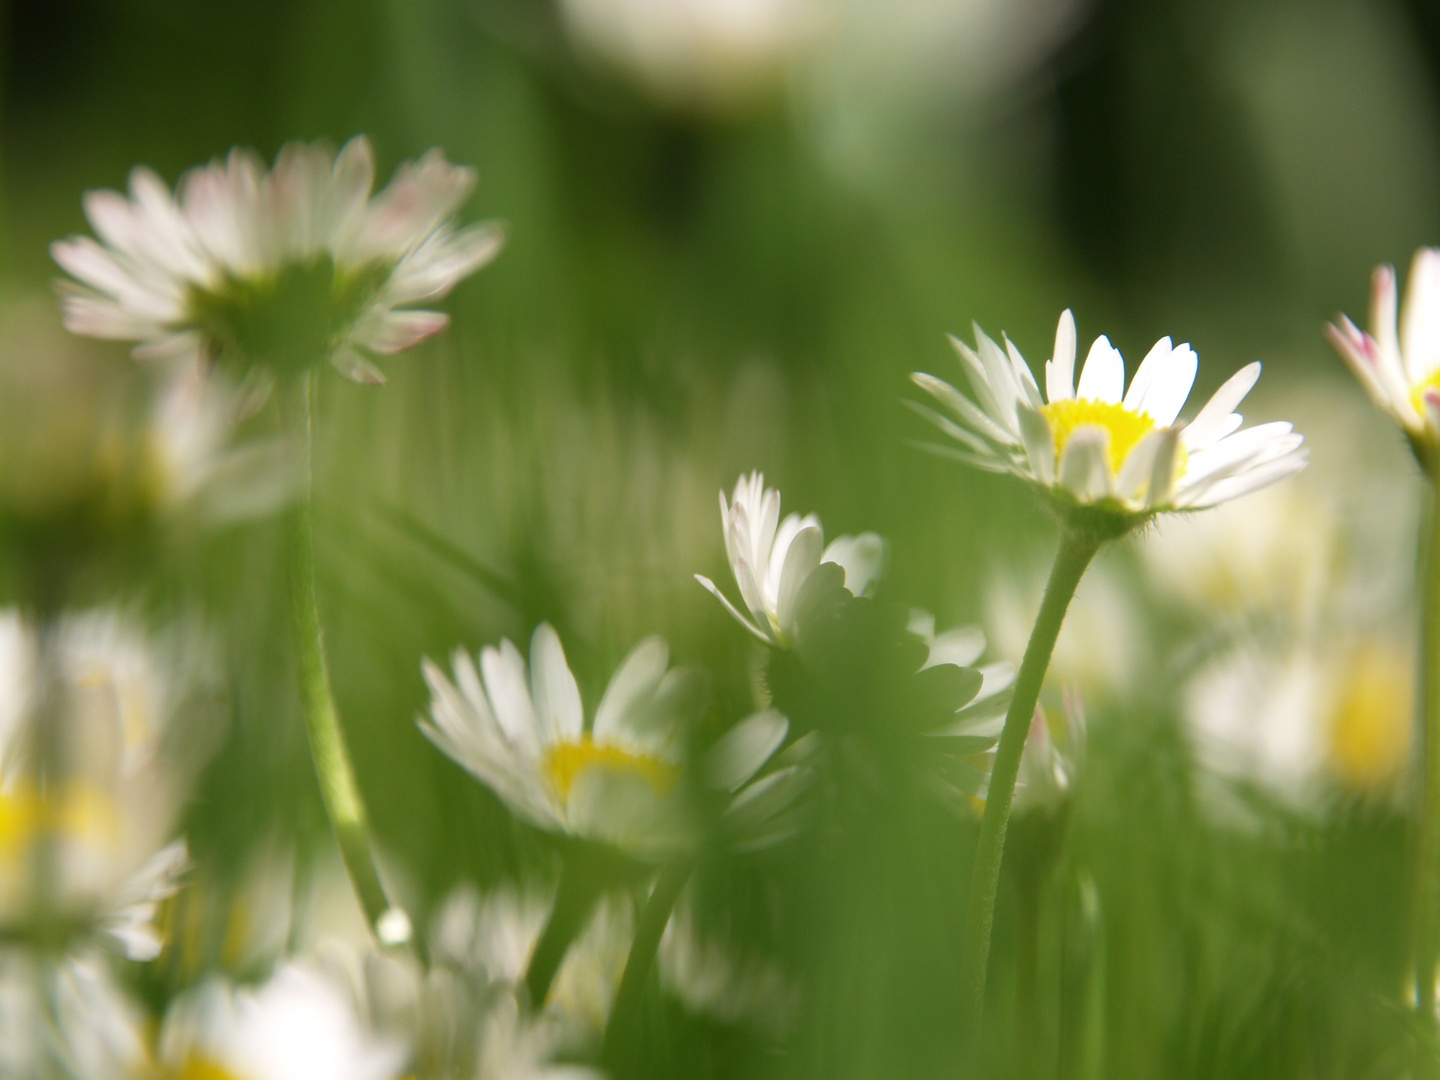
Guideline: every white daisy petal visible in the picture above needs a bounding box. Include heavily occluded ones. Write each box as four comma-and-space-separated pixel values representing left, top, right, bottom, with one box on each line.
530, 624, 584, 743
1075, 336, 1124, 404
1057, 426, 1112, 500
594, 637, 670, 742
1046, 308, 1077, 402
1017, 405, 1056, 486
481, 640, 540, 749
1182, 361, 1260, 449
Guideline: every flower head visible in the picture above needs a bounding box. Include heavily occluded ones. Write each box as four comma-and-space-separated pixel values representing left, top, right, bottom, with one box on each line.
52, 137, 503, 384
911, 310, 1306, 526
1327, 248, 1440, 466
421, 624, 703, 859
695, 472, 885, 647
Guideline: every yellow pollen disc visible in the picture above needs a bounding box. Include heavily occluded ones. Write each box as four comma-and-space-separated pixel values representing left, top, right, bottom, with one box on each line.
1411, 370, 1440, 418
543, 737, 678, 800
178, 1057, 246, 1080
1326, 645, 1413, 793
0, 781, 120, 863
1040, 399, 1156, 474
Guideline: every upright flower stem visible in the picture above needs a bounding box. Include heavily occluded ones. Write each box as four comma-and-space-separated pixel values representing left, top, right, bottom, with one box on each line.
960, 528, 1100, 1019
525, 856, 605, 1007
602, 861, 692, 1068
288, 372, 405, 944
1414, 471, 1440, 1012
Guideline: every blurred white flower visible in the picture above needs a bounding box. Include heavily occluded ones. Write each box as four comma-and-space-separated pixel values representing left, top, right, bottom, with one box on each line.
52, 137, 503, 384
696, 471, 885, 647
1185, 639, 1413, 808
558, 0, 816, 113
160, 959, 409, 1080
430, 883, 632, 1039
657, 893, 797, 1036
422, 624, 702, 859
0, 609, 206, 960
1328, 248, 1440, 461
906, 613, 1015, 804
0, 952, 153, 1080
911, 309, 1307, 519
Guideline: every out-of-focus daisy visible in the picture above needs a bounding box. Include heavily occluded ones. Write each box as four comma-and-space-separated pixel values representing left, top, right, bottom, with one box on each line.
558, 0, 816, 114
1327, 248, 1440, 464
421, 624, 703, 860
431, 883, 633, 1041
0, 951, 153, 1080
159, 959, 409, 1080
657, 894, 797, 1036
911, 309, 1307, 522
52, 137, 502, 385
695, 472, 885, 648
0, 609, 208, 960
905, 613, 1014, 804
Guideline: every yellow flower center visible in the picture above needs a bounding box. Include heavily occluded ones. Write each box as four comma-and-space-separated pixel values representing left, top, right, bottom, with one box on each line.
1326, 645, 1413, 792
0, 781, 117, 861
1040, 399, 1156, 474
1411, 370, 1440, 418
179, 1058, 245, 1080
543, 737, 678, 800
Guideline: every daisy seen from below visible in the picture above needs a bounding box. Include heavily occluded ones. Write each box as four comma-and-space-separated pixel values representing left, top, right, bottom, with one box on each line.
695, 471, 885, 648
1327, 248, 1440, 466
51, 136, 503, 385
911, 308, 1307, 527
421, 623, 702, 861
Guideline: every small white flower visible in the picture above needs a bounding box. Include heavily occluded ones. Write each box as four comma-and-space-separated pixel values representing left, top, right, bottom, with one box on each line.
160, 960, 409, 1080
430, 883, 632, 1039
1328, 248, 1440, 462
52, 136, 503, 383
911, 309, 1307, 519
422, 624, 701, 859
695, 472, 885, 647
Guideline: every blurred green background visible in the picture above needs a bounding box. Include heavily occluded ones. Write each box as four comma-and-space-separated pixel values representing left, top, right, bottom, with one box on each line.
5, 0, 1440, 1076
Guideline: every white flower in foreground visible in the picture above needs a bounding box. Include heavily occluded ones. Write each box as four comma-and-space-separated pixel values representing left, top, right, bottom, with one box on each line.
422, 624, 702, 859
1328, 248, 1440, 463
696, 472, 886, 647
52, 136, 503, 384
911, 309, 1306, 520
160, 960, 408, 1080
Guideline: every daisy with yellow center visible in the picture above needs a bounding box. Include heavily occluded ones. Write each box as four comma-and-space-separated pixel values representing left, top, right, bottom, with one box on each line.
1328, 248, 1440, 465
911, 308, 1306, 520
421, 624, 699, 860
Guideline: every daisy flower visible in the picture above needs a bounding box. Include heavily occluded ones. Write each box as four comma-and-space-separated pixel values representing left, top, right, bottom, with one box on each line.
910, 309, 1307, 524
421, 624, 702, 860
695, 472, 885, 647
1327, 248, 1440, 465
51, 136, 503, 384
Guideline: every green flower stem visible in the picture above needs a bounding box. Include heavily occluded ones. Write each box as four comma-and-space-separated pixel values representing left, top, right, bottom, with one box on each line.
960, 528, 1100, 1019
525, 856, 606, 1007
1415, 472, 1440, 1011
288, 372, 403, 943
603, 861, 692, 1068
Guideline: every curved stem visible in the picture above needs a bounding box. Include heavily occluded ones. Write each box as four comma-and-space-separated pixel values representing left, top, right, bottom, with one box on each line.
1414, 476, 1440, 1010
602, 862, 692, 1068
525, 857, 605, 1007
288, 372, 407, 944
960, 529, 1100, 1020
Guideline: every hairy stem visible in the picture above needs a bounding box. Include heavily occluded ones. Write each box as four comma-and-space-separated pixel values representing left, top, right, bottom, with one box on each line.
960, 529, 1100, 1020
288, 372, 406, 944
603, 862, 692, 1069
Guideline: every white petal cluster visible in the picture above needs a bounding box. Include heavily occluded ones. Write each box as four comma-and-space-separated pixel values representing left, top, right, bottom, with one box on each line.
160, 960, 409, 1080
0, 609, 201, 960
422, 624, 700, 859
52, 136, 503, 382
911, 309, 1306, 517
696, 472, 886, 647
1328, 248, 1440, 456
